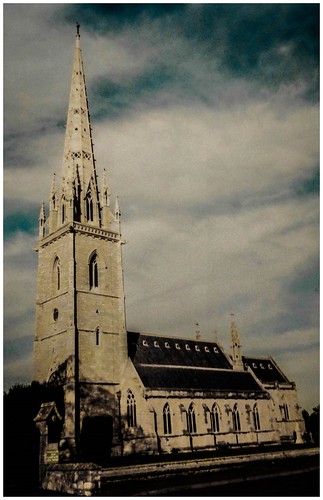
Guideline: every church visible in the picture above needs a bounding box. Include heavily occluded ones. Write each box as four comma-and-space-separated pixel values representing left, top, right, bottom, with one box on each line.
33, 27, 305, 460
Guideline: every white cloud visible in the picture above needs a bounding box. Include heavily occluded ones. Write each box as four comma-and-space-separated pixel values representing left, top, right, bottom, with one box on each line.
94, 100, 318, 209
4, 5, 319, 411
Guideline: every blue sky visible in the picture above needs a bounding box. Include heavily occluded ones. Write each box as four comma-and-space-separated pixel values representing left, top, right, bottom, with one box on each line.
4, 3, 319, 411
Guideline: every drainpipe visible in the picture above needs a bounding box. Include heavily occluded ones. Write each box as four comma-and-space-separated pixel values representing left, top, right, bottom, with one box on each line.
152, 410, 161, 455
116, 391, 123, 456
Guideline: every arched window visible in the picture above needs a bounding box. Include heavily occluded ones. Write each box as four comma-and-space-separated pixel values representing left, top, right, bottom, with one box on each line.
61, 196, 66, 224
127, 390, 137, 428
89, 253, 99, 289
253, 403, 261, 430
95, 328, 100, 346
53, 257, 61, 291
86, 194, 94, 222
232, 403, 241, 432
187, 403, 197, 434
163, 403, 172, 435
210, 403, 220, 433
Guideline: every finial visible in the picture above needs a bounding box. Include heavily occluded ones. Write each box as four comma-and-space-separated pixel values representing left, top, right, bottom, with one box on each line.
76, 22, 80, 37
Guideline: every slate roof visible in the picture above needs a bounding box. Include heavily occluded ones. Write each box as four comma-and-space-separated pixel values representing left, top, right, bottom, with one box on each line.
135, 364, 266, 393
127, 332, 266, 395
243, 356, 290, 384
127, 332, 232, 370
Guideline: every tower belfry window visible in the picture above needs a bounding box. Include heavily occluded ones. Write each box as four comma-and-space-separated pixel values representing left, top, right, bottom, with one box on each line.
86, 194, 94, 222
61, 197, 66, 224
89, 254, 99, 289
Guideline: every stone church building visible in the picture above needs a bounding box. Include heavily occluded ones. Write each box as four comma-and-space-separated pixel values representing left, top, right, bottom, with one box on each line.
33, 28, 304, 460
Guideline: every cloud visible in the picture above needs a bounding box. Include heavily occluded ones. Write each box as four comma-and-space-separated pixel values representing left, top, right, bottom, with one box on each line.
4, 233, 37, 341
4, 4, 319, 411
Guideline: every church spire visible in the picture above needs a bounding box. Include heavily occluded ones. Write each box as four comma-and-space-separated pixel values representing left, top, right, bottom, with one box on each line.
230, 313, 244, 370
59, 24, 100, 225
38, 201, 46, 239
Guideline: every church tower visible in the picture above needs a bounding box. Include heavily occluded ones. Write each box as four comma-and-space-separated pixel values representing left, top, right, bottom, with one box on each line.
33, 25, 128, 454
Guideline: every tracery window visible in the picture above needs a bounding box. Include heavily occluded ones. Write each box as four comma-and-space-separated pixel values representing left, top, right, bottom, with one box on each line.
187, 403, 197, 434
232, 403, 241, 432
253, 403, 261, 431
127, 390, 137, 427
210, 403, 220, 433
89, 253, 99, 289
163, 403, 172, 435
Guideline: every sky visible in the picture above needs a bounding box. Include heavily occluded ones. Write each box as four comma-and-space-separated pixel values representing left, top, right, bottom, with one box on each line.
3, 3, 319, 411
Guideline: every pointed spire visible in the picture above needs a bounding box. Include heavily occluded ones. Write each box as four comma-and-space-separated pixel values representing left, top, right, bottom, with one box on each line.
230, 313, 244, 370
59, 25, 99, 224
101, 168, 111, 207
195, 322, 201, 341
39, 201, 46, 221
114, 195, 121, 234
49, 173, 57, 211
51, 172, 56, 195
38, 202, 46, 239
115, 196, 121, 219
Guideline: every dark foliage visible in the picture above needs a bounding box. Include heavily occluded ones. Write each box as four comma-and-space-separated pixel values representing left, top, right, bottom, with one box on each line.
302, 405, 319, 445
3, 382, 64, 495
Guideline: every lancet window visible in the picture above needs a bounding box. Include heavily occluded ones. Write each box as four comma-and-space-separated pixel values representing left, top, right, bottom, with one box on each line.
232, 403, 241, 432
61, 197, 66, 224
95, 328, 100, 346
127, 390, 137, 428
253, 403, 261, 431
163, 403, 172, 435
187, 403, 197, 434
281, 403, 289, 421
89, 253, 99, 289
53, 257, 61, 291
86, 192, 94, 222
210, 403, 220, 433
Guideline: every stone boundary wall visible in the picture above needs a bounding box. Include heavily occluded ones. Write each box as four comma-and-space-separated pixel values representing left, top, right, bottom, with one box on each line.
101, 446, 319, 482
42, 463, 101, 496
42, 447, 319, 496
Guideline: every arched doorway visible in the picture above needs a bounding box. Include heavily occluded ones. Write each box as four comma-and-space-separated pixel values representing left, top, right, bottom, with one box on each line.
80, 415, 113, 462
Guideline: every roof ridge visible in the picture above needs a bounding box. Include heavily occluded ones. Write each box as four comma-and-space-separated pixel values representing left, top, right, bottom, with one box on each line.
135, 331, 221, 344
